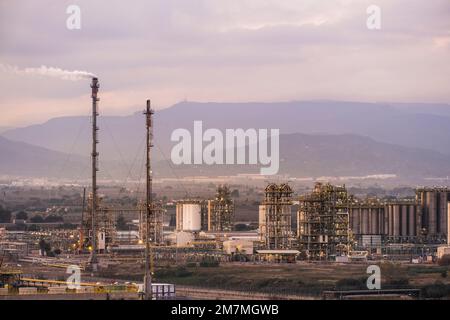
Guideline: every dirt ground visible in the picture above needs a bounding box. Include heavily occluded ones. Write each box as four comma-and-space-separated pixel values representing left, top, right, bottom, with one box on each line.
10, 260, 450, 298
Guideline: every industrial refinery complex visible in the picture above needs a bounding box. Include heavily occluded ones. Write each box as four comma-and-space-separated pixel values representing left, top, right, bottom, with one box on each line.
1, 78, 450, 301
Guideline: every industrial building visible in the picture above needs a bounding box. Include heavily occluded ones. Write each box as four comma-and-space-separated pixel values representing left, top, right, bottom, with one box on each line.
175, 200, 204, 232
259, 183, 293, 250
416, 187, 450, 242
207, 186, 234, 232
349, 200, 384, 236
348, 188, 450, 245
349, 200, 419, 240
297, 183, 351, 260
175, 186, 235, 234
81, 194, 116, 252
139, 201, 164, 245
384, 201, 419, 240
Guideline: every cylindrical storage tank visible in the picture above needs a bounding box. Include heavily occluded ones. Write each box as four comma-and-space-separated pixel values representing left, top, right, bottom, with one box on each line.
427, 191, 436, 235
370, 208, 378, 234
401, 205, 408, 236
182, 203, 202, 231
439, 192, 448, 235
418, 190, 426, 230
350, 207, 360, 235
386, 205, 393, 236
378, 208, 383, 235
393, 205, 400, 237
362, 208, 369, 234
408, 205, 416, 237
383, 206, 389, 235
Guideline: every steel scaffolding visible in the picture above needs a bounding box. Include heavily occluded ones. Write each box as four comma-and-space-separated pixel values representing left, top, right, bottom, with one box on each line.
208, 186, 234, 232
297, 182, 351, 260
261, 183, 293, 250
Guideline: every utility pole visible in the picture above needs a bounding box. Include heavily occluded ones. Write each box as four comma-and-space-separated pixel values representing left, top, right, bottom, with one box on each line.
144, 99, 154, 300
89, 77, 99, 271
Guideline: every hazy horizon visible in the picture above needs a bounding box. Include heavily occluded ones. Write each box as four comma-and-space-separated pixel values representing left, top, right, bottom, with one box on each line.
2, 99, 450, 129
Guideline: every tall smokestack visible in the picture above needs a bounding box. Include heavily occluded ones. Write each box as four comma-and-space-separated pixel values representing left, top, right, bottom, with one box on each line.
144, 99, 154, 300
89, 77, 99, 271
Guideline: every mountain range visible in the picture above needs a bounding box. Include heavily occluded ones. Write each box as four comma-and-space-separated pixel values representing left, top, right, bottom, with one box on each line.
1, 100, 450, 182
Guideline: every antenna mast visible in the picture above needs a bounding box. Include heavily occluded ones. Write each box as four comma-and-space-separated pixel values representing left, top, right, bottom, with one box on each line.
144, 99, 154, 300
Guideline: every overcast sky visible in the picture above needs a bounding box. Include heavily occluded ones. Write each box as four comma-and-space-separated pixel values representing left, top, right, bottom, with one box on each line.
0, 0, 449, 126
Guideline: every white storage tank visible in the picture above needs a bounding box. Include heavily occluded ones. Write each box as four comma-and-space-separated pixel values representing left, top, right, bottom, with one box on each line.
182, 203, 202, 231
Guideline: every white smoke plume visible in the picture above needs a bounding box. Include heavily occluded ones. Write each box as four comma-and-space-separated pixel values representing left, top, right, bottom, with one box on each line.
0, 64, 96, 81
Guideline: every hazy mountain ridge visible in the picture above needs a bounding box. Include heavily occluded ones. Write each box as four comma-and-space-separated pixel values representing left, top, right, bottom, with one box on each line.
2, 100, 450, 182
0, 135, 87, 178
2, 132, 450, 181
4, 101, 450, 161
152, 133, 450, 180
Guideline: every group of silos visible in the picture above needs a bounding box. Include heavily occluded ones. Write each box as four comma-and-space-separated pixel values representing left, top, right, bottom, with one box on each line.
348, 187, 450, 243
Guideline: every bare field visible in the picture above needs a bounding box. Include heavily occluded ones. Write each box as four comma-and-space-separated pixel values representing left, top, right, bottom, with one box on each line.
97, 261, 450, 297
13, 261, 450, 298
